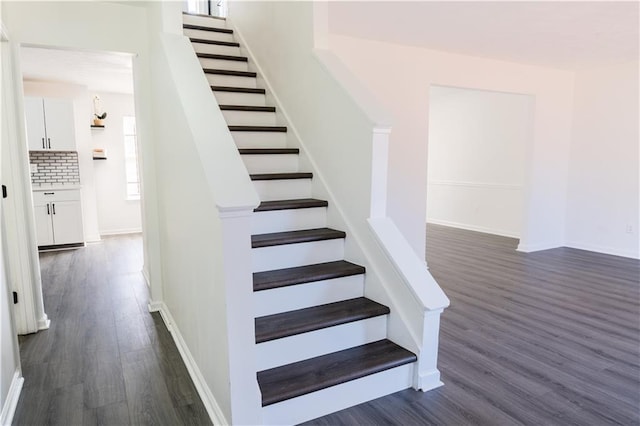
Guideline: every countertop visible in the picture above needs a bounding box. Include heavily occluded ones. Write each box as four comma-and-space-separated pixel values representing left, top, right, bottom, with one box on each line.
32, 185, 82, 191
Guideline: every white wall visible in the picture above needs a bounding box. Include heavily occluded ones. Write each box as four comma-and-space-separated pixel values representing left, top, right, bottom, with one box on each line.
22, 80, 102, 242
427, 85, 533, 238
566, 60, 640, 258
327, 33, 575, 256
90, 91, 142, 236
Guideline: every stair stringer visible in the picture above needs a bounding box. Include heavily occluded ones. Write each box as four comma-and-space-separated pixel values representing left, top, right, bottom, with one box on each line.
229, 20, 448, 393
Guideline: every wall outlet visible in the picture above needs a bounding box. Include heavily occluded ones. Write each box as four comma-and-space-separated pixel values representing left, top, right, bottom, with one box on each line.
30, 163, 38, 174
626, 225, 634, 234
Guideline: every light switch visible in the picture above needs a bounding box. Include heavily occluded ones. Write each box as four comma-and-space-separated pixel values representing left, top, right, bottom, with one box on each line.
30, 163, 38, 174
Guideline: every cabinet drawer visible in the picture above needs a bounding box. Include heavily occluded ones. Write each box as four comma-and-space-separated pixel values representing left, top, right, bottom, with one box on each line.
33, 189, 81, 204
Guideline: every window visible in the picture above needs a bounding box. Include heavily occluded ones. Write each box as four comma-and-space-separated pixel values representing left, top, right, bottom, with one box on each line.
123, 116, 140, 200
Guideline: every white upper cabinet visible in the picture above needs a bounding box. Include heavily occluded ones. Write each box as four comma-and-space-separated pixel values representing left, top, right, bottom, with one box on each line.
25, 97, 76, 151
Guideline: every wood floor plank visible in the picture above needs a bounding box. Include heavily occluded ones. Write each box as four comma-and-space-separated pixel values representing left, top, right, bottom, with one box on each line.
302, 224, 640, 425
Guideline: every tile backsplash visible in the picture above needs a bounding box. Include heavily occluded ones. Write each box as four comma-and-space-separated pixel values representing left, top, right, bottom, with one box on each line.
30, 151, 80, 186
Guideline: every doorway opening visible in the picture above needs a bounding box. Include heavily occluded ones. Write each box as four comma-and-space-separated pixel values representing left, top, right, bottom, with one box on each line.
426, 85, 534, 243
4, 45, 144, 336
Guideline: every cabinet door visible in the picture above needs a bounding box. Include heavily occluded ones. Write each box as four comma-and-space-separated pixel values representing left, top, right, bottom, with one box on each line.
33, 202, 54, 246
51, 200, 84, 245
43, 98, 76, 151
24, 97, 47, 151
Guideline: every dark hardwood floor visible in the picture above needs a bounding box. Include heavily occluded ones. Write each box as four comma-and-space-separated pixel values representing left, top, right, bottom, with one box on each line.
13, 235, 212, 426
303, 224, 640, 425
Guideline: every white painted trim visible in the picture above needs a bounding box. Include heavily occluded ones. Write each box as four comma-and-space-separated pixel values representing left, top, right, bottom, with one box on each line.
99, 228, 142, 236
37, 313, 50, 330
368, 217, 449, 312
0, 369, 24, 426
152, 301, 228, 425
427, 219, 520, 239
142, 267, 150, 288
516, 240, 562, 253
427, 180, 522, 190
84, 233, 102, 243
416, 369, 443, 392
564, 241, 639, 260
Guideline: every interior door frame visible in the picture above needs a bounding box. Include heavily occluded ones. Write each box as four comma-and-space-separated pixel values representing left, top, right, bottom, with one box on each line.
1, 24, 48, 335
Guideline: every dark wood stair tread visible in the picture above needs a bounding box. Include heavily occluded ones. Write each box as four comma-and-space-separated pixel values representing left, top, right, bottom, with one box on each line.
238, 148, 297, 155
189, 38, 238, 47
250, 172, 311, 181
258, 339, 416, 406
254, 198, 327, 212
252, 227, 344, 248
255, 297, 389, 344
183, 23, 233, 34
253, 260, 365, 292
203, 68, 256, 77
222, 105, 276, 113
197, 52, 247, 62
211, 86, 265, 94
229, 125, 287, 132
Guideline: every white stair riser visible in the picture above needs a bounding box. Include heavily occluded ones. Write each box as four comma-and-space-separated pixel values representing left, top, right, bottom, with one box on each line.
254, 275, 365, 317
198, 57, 248, 72
252, 207, 325, 234
231, 131, 287, 148
251, 179, 311, 201
242, 153, 298, 173
262, 363, 414, 425
214, 91, 266, 106
256, 316, 387, 371
205, 74, 257, 88
223, 111, 277, 126
191, 42, 241, 57
252, 239, 344, 272
182, 14, 227, 29
183, 28, 235, 43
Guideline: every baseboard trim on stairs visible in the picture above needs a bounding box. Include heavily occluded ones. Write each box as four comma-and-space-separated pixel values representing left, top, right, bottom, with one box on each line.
0, 369, 24, 426
149, 301, 228, 425
416, 368, 444, 392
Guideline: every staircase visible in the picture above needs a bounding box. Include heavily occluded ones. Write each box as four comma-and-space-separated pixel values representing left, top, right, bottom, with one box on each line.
183, 13, 417, 425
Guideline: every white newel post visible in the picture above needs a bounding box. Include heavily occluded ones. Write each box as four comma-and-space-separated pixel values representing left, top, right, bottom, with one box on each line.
218, 207, 262, 425
416, 308, 445, 391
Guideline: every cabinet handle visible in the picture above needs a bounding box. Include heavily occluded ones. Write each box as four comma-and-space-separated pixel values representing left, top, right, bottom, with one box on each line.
47, 204, 50, 215
42, 138, 45, 149
44, 192, 54, 195
47, 138, 51, 149
52, 203, 56, 215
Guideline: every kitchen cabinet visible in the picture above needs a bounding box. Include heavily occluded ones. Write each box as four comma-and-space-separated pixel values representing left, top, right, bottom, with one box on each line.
25, 97, 76, 151
33, 189, 84, 247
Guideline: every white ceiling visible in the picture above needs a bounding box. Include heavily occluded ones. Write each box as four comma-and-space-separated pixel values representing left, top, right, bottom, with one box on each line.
328, 1, 639, 70
20, 47, 134, 94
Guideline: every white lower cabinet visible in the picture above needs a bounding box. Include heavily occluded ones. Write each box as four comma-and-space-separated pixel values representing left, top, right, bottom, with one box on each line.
33, 189, 84, 247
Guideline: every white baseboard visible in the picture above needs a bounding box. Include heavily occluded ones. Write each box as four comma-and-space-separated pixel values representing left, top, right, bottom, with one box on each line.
516, 240, 563, 253
142, 268, 150, 289
99, 228, 143, 237
427, 219, 519, 239
151, 301, 228, 425
416, 369, 443, 392
37, 313, 50, 330
564, 241, 639, 259
0, 369, 24, 426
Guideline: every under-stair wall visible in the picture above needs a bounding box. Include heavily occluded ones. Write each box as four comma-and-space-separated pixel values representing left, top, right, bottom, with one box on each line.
227, 0, 449, 392
144, 3, 261, 424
